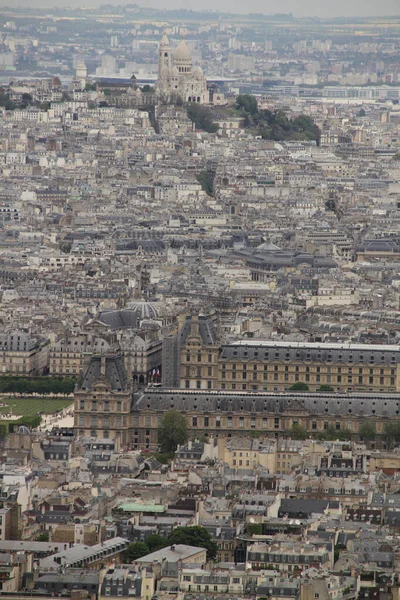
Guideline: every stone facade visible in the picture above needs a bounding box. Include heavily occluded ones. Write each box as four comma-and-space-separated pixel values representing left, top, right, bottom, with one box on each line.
156, 34, 209, 104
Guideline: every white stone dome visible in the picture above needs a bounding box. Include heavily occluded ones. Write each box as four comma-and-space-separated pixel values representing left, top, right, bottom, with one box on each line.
193, 65, 204, 79
174, 40, 192, 63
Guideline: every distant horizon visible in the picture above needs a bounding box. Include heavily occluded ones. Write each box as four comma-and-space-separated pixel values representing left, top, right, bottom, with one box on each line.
0, 0, 399, 18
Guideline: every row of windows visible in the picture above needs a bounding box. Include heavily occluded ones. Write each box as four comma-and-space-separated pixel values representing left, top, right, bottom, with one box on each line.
79, 415, 126, 427
221, 373, 396, 384
221, 364, 396, 375
219, 383, 397, 393
227, 351, 399, 363
186, 353, 214, 362
185, 367, 214, 376
186, 416, 373, 432
185, 380, 213, 389
79, 400, 124, 411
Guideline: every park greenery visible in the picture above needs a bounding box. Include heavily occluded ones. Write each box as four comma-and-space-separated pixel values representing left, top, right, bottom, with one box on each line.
123, 526, 218, 562
382, 422, 400, 450
359, 422, 376, 443
316, 426, 352, 442
317, 385, 335, 392
289, 382, 309, 391
235, 94, 321, 144
0, 397, 72, 418
186, 104, 219, 133
289, 424, 308, 440
158, 409, 188, 453
196, 171, 214, 196
0, 376, 75, 395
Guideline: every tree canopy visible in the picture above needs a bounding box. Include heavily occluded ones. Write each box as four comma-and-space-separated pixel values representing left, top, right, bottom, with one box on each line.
289, 382, 309, 391
317, 426, 352, 442
121, 527, 217, 564
158, 409, 188, 453
196, 171, 214, 196
168, 526, 218, 560
289, 423, 308, 440
123, 542, 150, 562
317, 385, 334, 392
236, 94, 258, 115
187, 104, 219, 133
0, 376, 75, 395
382, 422, 400, 450
359, 422, 376, 443
235, 94, 320, 144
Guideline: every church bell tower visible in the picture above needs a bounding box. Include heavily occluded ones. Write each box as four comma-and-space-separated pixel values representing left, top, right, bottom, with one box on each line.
158, 32, 171, 82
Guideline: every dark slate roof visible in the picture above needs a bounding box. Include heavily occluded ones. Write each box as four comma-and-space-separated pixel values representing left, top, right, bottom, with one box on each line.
98, 310, 139, 330
234, 248, 337, 269
36, 573, 99, 586
357, 240, 400, 253
133, 389, 400, 418
81, 354, 129, 391
116, 240, 165, 252
179, 315, 217, 346
98, 304, 158, 330
219, 341, 400, 365
279, 499, 329, 516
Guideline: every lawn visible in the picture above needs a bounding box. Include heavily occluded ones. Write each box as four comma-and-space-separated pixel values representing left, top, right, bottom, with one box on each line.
0, 397, 73, 419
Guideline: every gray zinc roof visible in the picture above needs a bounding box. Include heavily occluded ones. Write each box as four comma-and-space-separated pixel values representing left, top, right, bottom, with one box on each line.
133, 389, 400, 418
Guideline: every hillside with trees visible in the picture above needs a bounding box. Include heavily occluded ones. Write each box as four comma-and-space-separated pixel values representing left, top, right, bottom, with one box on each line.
235, 94, 321, 144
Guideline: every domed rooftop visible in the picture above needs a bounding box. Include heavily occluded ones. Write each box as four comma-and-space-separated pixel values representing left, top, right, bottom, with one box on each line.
193, 65, 204, 79
174, 40, 192, 63
127, 302, 159, 320
98, 303, 158, 331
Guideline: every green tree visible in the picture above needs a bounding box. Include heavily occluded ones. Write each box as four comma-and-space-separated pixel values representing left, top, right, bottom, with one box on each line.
0, 376, 75, 395
289, 423, 308, 440
123, 542, 149, 562
36, 532, 49, 542
187, 104, 219, 133
289, 382, 309, 391
336, 428, 352, 441
334, 543, 346, 562
317, 425, 337, 441
359, 422, 376, 443
158, 410, 188, 453
141, 85, 155, 93
236, 94, 258, 115
383, 422, 400, 450
317, 385, 334, 392
145, 534, 168, 553
247, 523, 263, 535
317, 425, 352, 441
167, 526, 218, 560
196, 171, 213, 196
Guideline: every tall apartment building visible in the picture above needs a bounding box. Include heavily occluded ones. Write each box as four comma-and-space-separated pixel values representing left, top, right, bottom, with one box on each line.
167, 329, 400, 394
74, 353, 134, 448
217, 341, 400, 393
0, 331, 49, 375
131, 389, 398, 452
49, 334, 112, 377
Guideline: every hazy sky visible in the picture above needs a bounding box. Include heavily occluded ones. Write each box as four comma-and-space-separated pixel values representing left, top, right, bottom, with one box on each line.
3, 0, 400, 17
